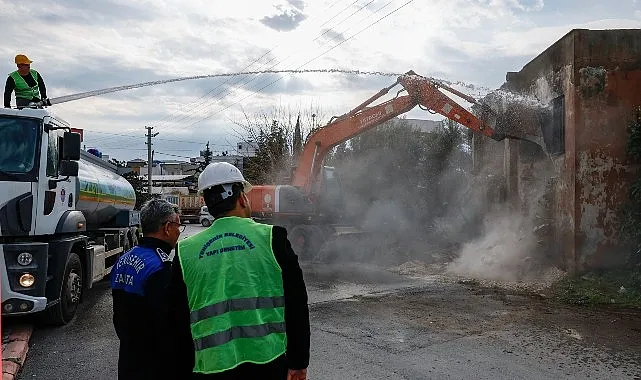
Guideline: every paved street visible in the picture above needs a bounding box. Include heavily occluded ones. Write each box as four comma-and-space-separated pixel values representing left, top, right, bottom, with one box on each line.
13, 226, 641, 379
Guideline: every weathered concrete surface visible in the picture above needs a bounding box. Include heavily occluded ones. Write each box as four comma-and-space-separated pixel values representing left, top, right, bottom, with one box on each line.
311, 283, 641, 380
18, 274, 641, 380
474, 29, 641, 272
12, 227, 641, 379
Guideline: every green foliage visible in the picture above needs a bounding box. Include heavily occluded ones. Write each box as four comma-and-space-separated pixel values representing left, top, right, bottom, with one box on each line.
244, 121, 290, 185
328, 117, 472, 227
189, 142, 213, 177
555, 267, 641, 309
122, 170, 155, 210
622, 107, 641, 258
292, 115, 303, 161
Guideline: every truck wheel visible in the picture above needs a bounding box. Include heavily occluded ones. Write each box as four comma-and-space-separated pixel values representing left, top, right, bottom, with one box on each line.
201, 218, 212, 227
43, 253, 83, 326
290, 225, 324, 260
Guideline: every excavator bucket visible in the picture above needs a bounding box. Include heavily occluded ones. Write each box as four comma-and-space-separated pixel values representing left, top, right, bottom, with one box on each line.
473, 90, 553, 149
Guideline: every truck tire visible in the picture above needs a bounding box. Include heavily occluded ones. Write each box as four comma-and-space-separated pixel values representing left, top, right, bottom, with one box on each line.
289, 225, 324, 260
43, 253, 83, 326
201, 218, 212, 227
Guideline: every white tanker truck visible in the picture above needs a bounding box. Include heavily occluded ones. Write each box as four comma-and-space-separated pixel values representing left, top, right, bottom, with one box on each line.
0, 106, 140, 325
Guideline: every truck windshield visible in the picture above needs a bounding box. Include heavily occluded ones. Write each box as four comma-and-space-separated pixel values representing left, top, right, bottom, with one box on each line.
0, 116, 39, 174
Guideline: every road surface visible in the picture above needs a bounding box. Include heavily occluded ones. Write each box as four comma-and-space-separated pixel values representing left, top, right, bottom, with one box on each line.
15, 225, 641, 379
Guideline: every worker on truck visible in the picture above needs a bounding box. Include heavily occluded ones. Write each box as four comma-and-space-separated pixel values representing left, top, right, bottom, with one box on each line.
111, 199, 184, 380
4, 54, 50, 109
169, 162, 310, 380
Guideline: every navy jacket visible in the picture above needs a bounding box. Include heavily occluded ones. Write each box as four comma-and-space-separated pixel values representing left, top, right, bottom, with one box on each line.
111, 237, 173, 380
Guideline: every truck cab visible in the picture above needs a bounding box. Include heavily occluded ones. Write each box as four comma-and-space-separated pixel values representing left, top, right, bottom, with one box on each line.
0, 106, 139, 325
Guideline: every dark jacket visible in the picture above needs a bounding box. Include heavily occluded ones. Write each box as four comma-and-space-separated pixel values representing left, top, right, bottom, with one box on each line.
169, 225, 310, 379
111, 237, 174, 380
4, 71, 47, 107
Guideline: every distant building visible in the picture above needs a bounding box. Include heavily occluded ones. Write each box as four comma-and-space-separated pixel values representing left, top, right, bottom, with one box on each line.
126, 159, 146, 174
237, 141, 258, 157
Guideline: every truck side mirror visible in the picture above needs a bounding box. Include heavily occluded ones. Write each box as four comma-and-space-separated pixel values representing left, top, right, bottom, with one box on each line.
59, 160, 79, 177
62, 132, 81, 161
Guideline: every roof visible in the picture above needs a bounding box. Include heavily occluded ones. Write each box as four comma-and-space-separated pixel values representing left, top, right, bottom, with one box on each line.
141, 174, 192, 181
160, 160, 191, 165
151, 186, 190, 195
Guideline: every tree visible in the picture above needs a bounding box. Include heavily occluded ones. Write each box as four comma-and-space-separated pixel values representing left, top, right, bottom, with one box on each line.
124, 171, 155, 210
293, 114, 303, 162
328, 117, 472, 228
189, 141, 213, 178
233, 105, 325, 185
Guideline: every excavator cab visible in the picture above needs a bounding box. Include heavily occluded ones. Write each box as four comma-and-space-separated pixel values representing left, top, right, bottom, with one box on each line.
315, 166, 344, 222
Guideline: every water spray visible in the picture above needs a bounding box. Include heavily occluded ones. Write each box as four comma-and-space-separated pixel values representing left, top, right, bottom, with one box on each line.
31, 69, 403, 107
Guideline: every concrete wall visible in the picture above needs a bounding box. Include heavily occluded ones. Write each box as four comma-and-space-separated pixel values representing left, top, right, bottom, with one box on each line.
473, 29, 641, 272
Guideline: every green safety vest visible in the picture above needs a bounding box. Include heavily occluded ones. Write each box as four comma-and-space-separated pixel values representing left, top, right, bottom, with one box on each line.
9, 70, 40, 100
178, 216, 286, 374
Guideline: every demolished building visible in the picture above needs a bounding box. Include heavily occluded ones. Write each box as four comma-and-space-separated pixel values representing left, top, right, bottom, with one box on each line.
473, 29, 641, 273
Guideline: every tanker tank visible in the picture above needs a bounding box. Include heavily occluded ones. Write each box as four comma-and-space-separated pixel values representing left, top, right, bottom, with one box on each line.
76, 150, 136, 227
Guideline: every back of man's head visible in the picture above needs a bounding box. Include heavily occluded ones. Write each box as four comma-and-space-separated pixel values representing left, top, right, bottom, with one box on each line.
140, 198, 179, 235
202, 183, 244, 218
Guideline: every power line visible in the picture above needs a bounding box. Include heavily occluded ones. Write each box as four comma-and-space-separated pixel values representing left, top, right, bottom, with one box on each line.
181, 0, 415, 129
149, 0, 364, 139
82, 129, 229, 146
150, 0, 346, 131
154, 151, 196, 159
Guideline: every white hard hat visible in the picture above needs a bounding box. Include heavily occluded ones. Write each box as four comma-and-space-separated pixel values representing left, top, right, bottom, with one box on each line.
198, 162, 253, 195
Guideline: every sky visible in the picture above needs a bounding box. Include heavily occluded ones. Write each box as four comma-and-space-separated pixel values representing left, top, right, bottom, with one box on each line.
1, 0, 640, 162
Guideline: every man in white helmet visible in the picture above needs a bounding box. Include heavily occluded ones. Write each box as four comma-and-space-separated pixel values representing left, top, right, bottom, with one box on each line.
169, 162, 310, 380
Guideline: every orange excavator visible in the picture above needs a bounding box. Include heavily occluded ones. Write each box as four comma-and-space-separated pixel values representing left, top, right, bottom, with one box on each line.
246, 70, 512, 256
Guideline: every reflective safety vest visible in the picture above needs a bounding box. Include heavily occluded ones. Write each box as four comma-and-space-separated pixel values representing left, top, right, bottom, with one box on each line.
178, 216, 286, 374
9, 70, 40, 100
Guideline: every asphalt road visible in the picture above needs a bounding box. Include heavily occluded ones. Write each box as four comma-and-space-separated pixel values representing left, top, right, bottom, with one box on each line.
15, 225, 641, 380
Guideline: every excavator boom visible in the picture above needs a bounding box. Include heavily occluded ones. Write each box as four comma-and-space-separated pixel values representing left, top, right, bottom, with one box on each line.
292, 70, 506, 194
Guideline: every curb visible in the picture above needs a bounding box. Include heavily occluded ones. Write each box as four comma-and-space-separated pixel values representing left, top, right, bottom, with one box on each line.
2, 325, 33, 380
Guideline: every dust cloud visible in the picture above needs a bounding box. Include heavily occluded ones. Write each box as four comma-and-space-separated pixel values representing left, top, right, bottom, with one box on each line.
446, 210, 539, 282
319, 87, 561, 285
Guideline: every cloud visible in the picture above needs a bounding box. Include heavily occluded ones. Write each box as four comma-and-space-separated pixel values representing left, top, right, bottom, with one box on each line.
1, 0, 638, 162
287, 0, 306, 11
261, 3, 308, 32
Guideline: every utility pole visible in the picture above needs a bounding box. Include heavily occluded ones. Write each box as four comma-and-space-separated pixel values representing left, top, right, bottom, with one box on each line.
145, 126, 159, 195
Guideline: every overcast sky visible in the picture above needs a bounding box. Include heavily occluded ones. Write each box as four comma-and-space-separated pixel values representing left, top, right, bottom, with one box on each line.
2, 0, 640, 161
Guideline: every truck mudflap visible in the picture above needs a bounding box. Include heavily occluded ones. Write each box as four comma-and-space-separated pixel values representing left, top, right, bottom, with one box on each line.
0, 243, 48, 315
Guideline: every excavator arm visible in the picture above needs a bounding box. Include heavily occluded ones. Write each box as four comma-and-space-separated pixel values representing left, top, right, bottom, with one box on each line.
291, 70, 507, 195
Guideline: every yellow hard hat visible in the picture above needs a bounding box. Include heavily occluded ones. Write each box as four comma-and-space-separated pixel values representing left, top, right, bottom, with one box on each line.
15, 54, 33, 65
